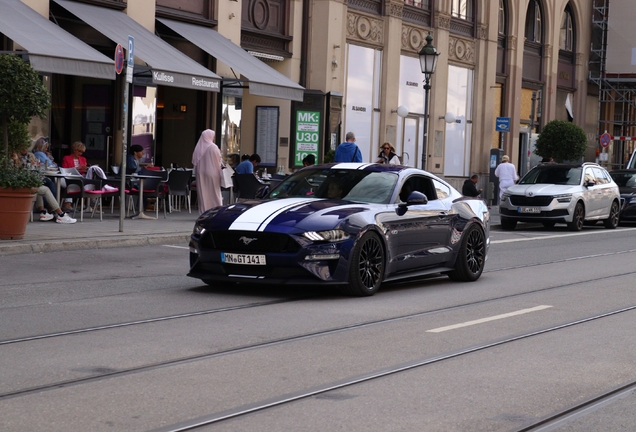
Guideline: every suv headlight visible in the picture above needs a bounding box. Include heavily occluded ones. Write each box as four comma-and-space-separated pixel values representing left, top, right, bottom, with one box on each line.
303, 229, 349, 242
501, 192, 510, 201
554, 193, 572, 203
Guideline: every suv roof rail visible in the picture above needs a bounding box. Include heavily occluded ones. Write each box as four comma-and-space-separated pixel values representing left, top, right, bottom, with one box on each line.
581, 162, 600, 167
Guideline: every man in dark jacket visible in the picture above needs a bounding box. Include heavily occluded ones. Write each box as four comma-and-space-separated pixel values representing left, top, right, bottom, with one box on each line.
462, 174, 482, 197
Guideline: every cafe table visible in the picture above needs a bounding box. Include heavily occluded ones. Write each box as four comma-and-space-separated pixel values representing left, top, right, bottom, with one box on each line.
128, 173, 162, 220
44, 171, 84, 203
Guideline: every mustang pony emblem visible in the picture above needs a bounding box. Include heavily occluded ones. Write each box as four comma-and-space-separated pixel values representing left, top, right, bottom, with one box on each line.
239, 236, 258, 245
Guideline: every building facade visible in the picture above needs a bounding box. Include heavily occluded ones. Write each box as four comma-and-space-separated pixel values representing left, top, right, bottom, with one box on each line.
2, 0, 597, 192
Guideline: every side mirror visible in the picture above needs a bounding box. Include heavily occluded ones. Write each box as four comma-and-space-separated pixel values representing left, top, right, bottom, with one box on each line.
396, 191, 428, 216
585, 180, 596, 187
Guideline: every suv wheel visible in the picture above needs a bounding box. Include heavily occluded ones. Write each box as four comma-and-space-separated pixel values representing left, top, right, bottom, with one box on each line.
567, 202, 585, 231
603, 201, 619, 229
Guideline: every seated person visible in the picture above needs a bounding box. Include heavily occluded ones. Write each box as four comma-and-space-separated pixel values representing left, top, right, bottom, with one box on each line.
126, 144, 144, 174
236, 153, 261, 174
61, 141, 89, 175
399, 181, 413, 202
9, 152, 76, 223
302, 154, 316, 167
32, 137, 58, 169
327, 180, 344, 200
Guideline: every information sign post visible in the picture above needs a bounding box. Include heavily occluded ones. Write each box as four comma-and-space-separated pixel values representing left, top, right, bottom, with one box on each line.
118, 36, 134, 231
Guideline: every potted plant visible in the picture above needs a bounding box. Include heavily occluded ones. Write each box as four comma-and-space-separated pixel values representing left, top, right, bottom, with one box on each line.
0, 54, 51, 240
534, 120, 587, 163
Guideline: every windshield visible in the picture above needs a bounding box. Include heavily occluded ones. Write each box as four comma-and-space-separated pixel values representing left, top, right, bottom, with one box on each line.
268, 168, 398, 203
610, 171, 636, 188
519, 166, 582, 185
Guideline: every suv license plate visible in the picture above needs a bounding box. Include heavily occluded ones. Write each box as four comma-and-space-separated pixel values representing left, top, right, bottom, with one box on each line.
221, 253, 266, 265
518, 207, 541, 213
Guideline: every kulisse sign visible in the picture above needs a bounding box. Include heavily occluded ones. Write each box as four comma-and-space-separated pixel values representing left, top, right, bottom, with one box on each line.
152, 70, 220, 92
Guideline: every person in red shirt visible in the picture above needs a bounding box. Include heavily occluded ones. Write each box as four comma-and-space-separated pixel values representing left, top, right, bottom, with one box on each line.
61, 141, 88, 175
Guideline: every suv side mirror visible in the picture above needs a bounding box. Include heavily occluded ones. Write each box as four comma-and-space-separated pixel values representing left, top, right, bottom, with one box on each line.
585, 180, 596, 187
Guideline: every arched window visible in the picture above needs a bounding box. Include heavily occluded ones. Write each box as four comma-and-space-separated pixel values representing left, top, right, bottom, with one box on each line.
560, 7, 574, 51
451, 0, 473, 21
498, 0, 506, 35
525, 0, 542, 44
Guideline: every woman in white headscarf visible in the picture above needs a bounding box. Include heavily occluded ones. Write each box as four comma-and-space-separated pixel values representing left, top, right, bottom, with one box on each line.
192, 129, 223, 214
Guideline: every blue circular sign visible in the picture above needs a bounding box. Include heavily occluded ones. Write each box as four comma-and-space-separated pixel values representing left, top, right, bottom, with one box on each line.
600, 132, 611, 148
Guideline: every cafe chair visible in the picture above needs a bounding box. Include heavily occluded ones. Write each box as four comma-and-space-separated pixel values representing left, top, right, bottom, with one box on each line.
233, 174, 268, 201
166, 169, 192, 213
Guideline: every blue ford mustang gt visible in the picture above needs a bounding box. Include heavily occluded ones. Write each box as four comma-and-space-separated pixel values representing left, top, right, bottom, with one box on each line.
188, 163, 490, 296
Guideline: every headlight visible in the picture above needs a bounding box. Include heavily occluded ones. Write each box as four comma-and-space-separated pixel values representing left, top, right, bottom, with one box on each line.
193, 223, 206, 236
303, 229, 349, 242
554, 193, 572, 203
501, 192, 510, 201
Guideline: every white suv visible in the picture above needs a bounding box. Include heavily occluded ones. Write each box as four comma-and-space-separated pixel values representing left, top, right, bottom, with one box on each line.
499, 162, 620, 231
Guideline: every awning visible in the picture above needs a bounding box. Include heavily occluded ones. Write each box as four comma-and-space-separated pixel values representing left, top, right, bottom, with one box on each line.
53, 0, 220, 92
0, 0, 114, 80
157, 18, 304, 101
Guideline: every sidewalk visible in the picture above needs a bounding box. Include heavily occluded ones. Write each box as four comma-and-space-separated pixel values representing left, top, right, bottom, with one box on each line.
0, 206, 501, 257
0, 208, 198, 256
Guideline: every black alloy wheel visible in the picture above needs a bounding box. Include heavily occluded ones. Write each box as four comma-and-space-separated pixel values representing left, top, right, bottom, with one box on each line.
567, 202, 585, 231
344, 232, 385, 296
604, 201, 620, 229
448, 225, 486, 282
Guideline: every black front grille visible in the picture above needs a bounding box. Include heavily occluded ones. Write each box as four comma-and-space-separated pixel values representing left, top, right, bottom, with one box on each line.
204, 230, 301, 253
509, 195, 553, 206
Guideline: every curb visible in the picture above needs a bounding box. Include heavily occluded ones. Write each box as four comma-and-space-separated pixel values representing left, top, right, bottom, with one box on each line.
0, 233, 191, 256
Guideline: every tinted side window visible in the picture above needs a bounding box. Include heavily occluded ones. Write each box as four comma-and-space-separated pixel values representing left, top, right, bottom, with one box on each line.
398, 176, 437, 202
593, 168, 609, 184
432, 179, 450, 199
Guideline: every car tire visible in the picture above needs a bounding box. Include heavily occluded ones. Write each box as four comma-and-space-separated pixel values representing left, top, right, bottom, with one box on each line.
542, 221, 556, 228
448, 224, 486, 282
604, 201, 620, 229
567, 202, 585, 231
343, 231, 384, 296
500, 217, 517, 230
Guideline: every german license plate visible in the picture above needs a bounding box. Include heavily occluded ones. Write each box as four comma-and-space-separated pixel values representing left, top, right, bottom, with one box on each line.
221, 252, 266, 265
518, 207, 540, 213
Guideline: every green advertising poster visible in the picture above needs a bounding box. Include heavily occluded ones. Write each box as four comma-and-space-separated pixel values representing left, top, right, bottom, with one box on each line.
294, 110, 320, 166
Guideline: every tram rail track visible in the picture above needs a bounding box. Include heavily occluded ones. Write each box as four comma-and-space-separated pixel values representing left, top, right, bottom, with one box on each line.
149, 304, 636, 431
2, 269, 636, 403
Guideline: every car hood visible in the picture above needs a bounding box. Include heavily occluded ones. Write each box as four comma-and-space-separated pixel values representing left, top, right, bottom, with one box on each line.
506, 184, 580, 196
619, 187, 636, 195
199, 198, 372, 234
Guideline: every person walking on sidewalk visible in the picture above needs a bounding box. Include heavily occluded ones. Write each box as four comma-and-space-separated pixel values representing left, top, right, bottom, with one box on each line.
334, 132, 362, 163
192, 129, 223, 215
494, 155, 519, 199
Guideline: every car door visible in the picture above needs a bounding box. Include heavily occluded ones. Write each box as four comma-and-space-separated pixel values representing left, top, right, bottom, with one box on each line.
592, 167, 614, 217
380, 175, 452, 273
582, 167, 602, 217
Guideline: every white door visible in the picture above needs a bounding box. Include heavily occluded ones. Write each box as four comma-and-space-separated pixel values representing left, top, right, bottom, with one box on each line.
402, 117, 419, 168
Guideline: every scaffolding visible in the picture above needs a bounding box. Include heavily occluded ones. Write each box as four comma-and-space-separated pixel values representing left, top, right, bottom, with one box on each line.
588, 0, 636, 168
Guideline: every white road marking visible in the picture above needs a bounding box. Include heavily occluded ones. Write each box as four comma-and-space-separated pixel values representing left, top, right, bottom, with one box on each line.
426, 305, 553, 333
491, 227, 636, 244
163, 245, 189, 249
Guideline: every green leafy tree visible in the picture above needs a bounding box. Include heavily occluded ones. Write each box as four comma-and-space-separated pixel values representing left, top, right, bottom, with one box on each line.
8, 119, 31, 154
0, 54, 50, 160
534, 120, 587, 163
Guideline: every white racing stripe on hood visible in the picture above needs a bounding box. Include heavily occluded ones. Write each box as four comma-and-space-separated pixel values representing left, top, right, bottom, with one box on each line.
229, 198, 319, 231
331, 163, 373, 170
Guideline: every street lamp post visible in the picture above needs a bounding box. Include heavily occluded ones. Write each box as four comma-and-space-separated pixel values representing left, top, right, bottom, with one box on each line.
418, 33, 439, 171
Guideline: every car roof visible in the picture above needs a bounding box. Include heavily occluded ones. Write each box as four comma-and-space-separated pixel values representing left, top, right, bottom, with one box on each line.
609, 169, 636, 174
